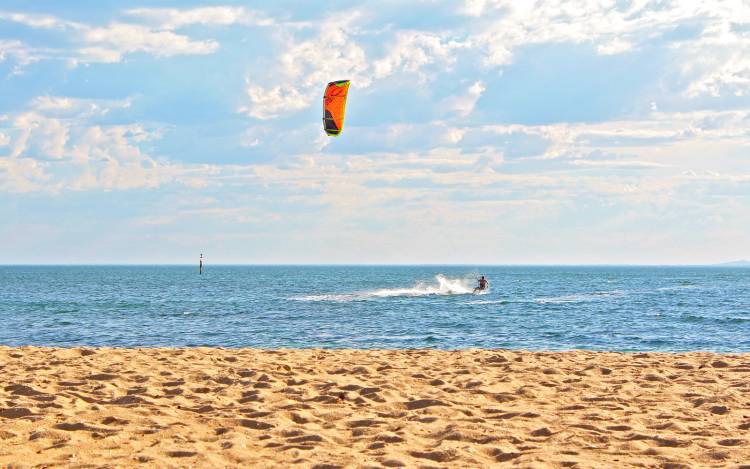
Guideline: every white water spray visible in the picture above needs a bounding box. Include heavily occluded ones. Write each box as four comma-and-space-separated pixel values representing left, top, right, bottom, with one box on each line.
294, 274, 481, 302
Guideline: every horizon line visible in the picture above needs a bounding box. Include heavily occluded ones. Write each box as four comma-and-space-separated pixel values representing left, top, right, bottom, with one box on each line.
1, 262, 748, 267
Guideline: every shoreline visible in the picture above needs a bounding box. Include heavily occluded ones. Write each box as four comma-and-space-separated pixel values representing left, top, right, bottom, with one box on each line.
1, 347, 749, 467
3, 344, 750, 352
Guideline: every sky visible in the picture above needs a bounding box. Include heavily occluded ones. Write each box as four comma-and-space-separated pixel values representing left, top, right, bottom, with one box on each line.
1, 0, 749, 264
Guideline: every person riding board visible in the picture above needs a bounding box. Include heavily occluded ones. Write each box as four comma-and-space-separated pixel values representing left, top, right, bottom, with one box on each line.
474, 275, 489, 293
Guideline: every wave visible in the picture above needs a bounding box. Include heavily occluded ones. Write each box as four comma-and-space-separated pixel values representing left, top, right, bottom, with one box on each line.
681, 314, 750, 324
535, 290, 625, 304
654, 285, 699, 292
293, 274, 479, 302
463, 299, 508, 305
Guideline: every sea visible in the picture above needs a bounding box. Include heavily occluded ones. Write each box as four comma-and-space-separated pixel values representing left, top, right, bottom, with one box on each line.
1, 265, 749, 352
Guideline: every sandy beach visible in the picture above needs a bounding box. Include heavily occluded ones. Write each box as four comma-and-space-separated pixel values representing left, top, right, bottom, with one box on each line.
0, 347, 748, 468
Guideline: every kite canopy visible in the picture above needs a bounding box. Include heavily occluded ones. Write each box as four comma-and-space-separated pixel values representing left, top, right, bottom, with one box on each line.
323, 80, 350, 136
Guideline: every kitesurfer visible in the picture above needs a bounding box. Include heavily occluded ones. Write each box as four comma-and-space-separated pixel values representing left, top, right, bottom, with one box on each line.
474, 276, 489, 293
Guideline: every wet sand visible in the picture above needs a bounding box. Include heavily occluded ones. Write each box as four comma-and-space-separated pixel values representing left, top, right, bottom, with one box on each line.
1, 347, 749, 468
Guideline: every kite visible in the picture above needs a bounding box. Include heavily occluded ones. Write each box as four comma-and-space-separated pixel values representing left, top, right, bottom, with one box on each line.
323, 80, 350, 136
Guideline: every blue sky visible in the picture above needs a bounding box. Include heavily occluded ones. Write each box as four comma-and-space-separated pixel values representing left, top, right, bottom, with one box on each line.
1, 1, 749, 264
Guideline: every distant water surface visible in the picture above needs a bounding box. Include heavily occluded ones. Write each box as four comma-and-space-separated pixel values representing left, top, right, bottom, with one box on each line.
1, 266, 749, 351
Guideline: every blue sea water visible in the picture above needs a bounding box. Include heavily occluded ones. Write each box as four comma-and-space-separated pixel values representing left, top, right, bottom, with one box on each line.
1, 265, 749, 351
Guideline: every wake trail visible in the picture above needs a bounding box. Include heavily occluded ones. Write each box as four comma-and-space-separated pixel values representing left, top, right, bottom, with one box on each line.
293, 274, 479, 302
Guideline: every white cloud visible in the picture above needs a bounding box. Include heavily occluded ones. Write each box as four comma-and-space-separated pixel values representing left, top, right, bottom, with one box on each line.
73, 47, 123, 64
463, 0, 718, 68
456, 0, 750, 108
441, 80, 485, 117
0, 39, 40, 73
10, 112, 69, 160
157, 206, 282, 225
29, 95, 132, 117
0, 154, 50, 193
1, 9, 227, 65
80, 23, 218, 62
239, 16, 467, 119
0, 11, 82, 30
238, 78, 311, 119
234, 0, 745, 121
279, 13, 370, 88
1, 119, 191, 192
230, 0, 750, 120
67, 125, 173, 190
0, 98, 191, 192
597, 38, 634, 55
124, 7, 274, 30
442, 128, 465, 144
685, 53, 750, 97
238, 13, 369, 119
31, 96, 78, 111
372, 31, 466, 81
460, 0, 504, 17
569, 159, 668, 169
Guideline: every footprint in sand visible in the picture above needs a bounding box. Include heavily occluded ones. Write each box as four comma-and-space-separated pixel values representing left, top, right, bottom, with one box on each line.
485, 448, 523, 463
404, 399, 447, 410
531, 427, 554, 437
374, 433, 404, 444
166, 450, 197, 458
0, 407, 33, 419
5, 384, 44, 396
238, 419, 274, 430
101, 416, 129, 425
410, 449, 458, 463
87, 373, 118, 381
381, 459, 406, 467
717, 438, 745, 446
54, 422, 117, 434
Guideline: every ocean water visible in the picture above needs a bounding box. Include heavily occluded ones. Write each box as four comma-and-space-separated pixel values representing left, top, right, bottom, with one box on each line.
1, 265, 749, 351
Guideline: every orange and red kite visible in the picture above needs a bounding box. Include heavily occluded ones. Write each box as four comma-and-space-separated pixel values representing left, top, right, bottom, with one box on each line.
323, 80, 350, 136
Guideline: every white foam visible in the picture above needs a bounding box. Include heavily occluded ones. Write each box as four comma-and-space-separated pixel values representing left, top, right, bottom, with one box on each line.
370, 274, 476, 297
291, 293, 359, 302
293, 274, 479, 302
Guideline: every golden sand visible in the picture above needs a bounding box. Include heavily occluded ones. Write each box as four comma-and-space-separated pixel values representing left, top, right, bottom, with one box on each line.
0, 347, 749, 468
